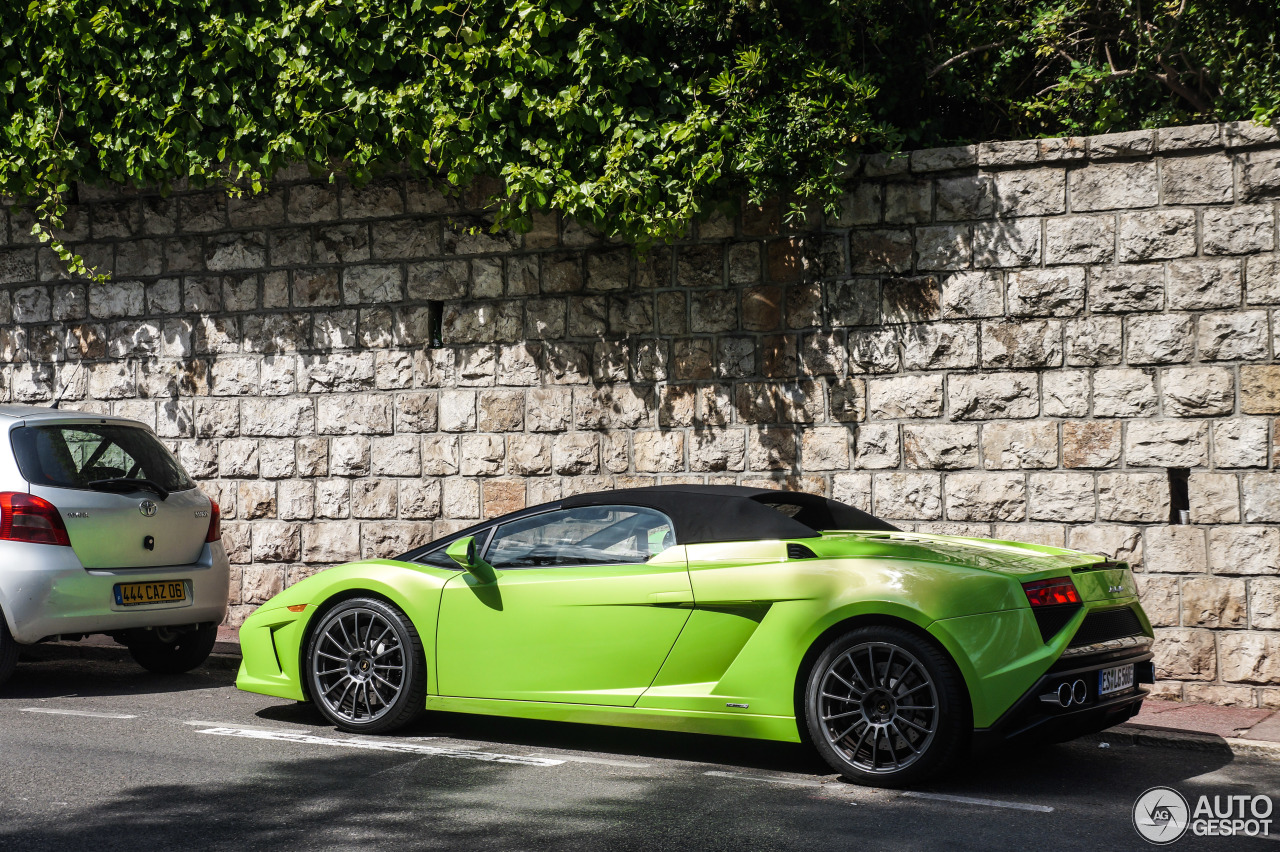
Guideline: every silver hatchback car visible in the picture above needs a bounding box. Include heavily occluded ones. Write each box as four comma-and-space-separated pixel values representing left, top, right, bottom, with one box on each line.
0, 404, 230, 685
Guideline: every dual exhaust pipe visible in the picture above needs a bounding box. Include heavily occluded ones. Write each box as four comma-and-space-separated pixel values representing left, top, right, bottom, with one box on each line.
1040, 679, 1088, 708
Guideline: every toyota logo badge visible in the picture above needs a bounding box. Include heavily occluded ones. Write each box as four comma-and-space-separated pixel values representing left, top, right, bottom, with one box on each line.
139, 499, 158, 517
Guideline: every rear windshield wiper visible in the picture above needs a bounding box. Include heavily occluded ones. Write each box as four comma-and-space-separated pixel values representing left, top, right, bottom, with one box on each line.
87, 478, 170, 500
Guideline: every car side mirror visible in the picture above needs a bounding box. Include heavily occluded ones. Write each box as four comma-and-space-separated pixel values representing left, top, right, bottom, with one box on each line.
445, 536, 497, 584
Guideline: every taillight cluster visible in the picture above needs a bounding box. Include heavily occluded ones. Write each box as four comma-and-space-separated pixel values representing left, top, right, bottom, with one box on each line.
205, 499, 222, 543
1022, 577, 1081, 607
0, 492, 71, 547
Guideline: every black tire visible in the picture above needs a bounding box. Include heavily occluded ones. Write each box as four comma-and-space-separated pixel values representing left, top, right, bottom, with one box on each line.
304, 597, 427, 735
0, 614, 18, 687
804, 625, 970, 788
125, 623, 218, 674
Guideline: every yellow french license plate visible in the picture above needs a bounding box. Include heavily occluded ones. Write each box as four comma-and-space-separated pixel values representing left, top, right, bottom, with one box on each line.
114, 581, 188, 607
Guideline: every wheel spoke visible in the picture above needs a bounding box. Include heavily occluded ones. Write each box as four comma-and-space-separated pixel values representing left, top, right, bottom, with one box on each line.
896, 715, 931, 734
897, 680, 929, 698
316, 650, 346, 662
890, 722, 921, 754
822, 708, 862, 722
884, 725, 899, 768
881, 647, 896, 689
826, 669, 863, 697
868, 727, 879, 771
896, 703, 936, 711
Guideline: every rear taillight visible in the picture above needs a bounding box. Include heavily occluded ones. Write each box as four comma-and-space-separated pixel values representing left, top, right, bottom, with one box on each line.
1023, 577, 1081, 607
205, 499, 222, 543
0, 492, 71, 546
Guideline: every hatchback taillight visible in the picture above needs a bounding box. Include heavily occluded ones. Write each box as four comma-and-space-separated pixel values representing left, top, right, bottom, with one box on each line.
0, 492, 71, 546
1022, 577, 1081, 607
205, 499, 222, 543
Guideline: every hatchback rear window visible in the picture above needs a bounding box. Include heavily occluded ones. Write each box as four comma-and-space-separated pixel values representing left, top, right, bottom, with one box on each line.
11, 423, 195, 493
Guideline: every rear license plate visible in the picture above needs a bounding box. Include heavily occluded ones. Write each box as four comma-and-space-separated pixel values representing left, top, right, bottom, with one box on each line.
114, 581, 188, 607
1098, 663, 1135, 696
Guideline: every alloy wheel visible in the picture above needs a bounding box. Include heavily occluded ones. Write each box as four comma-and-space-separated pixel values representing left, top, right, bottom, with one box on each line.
815, 641, 940, 775
311, 606, 407, 725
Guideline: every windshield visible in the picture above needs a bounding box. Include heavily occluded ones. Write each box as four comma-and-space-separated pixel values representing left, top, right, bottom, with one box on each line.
11, 423, 196, 493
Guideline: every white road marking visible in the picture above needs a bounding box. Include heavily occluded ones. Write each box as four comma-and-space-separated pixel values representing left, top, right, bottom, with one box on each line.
527, 753, 651, 768
901, 791, 1054, 813
704, 770, 823, 788
21, 708, 136, 720
195, 726, 564, 766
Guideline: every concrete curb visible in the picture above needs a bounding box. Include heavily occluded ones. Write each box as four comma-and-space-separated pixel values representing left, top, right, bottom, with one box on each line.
1087, 725, 1280, 762
21, 640, 242, 673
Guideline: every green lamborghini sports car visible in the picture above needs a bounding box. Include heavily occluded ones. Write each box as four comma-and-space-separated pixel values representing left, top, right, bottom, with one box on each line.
236, 485, 1154, 786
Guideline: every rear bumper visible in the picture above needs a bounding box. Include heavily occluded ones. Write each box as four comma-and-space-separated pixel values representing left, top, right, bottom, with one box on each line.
0, 540, 230, 643
972, 645, 1153, 749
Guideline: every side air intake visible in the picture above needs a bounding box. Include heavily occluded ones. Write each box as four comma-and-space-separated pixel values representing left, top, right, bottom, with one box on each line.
786, 543, 816, 559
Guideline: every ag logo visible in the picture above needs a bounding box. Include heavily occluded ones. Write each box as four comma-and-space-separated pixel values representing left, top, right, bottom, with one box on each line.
1134, 786, 1190, 844
138, 499, 158, 517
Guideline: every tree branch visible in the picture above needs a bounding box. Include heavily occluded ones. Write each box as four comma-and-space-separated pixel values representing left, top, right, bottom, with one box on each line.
927, 41, 1005, 78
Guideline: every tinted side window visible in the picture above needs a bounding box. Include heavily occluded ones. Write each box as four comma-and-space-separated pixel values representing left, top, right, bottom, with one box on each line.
484, 506, 675, 569
11, 424, 195, 492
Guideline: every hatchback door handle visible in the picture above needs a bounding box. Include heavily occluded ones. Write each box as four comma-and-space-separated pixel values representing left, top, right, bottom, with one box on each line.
648, 590, 694, 604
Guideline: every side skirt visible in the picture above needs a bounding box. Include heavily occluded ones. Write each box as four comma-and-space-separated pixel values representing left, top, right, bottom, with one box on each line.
424, 695, 802, 743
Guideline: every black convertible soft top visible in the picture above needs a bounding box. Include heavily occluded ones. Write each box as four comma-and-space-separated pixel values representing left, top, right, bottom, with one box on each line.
560, 485, 898, 544
399, 485, 898, 563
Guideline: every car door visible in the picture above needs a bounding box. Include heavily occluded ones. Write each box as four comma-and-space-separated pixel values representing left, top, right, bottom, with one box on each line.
434, 505, 691, 706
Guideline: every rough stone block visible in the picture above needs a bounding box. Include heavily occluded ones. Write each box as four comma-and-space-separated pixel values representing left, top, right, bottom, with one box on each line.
1161, 368, 1237, 422
1028, 473, 1097, 522
1125, 314, 1194, 364
1203, 205, 1275, 255
748, 426, 797, 470
1200, 312, 1269, 362
873, 472, 942, 520
1119, 209, 1196, 261
992, 169, 1065, 216
940, 271, 1003, 318
1213, 419, 1269, 468
973, 219, 1042, 268
1242, 366, 1280, 413
981, 320, 1063, 368
1045, 215, 1115, 265
935, 174, 994, 221
1209, 526, 1280, 575
421, 434, 459, 476
690, 429, 747, 472
1088, 264, 1163, 312
1218, 633, 1280, 685
982, 421, 1058, 469
1066, 524, 1144, 566
944, 473, 1026, 521
854, 424, 900, 469
460, 434, 506, 476
1242, 472, 1280, 522
1043, 370, 1090, 418
1162, 153, 1234, 204
1070, 161, 1158, 211
1064, 316, 1122, 366
948, 373, 1038, 420
916, 225, 972, 271
1006, 267, 1085, 316
900, 322, 978, 370
868, 375, 944, 419
903, 424, 979, 469
1153, 628, 1216, 681
1097, 473, 1170, 522
1125, 419, 1209, 467
1146, 526, 1207, 573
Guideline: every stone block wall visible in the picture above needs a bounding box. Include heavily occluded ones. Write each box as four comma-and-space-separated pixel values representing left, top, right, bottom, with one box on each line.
1, 121, 1279, 707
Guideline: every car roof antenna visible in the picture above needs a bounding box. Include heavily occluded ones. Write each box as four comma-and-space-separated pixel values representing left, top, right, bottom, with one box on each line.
48, 361, 84, 410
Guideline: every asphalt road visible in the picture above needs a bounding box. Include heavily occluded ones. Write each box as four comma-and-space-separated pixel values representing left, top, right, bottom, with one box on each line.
0, 650, 1276, 852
